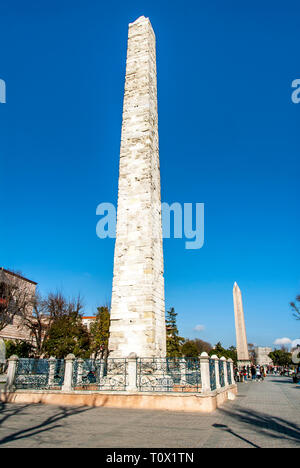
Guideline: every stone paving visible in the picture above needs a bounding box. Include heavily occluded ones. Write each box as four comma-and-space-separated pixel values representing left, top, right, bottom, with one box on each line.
0, 375, 299, 448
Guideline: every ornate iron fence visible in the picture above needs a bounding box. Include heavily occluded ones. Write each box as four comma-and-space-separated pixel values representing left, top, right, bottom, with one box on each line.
209, 359, 216, 391
72, 358, 127, 391
137, 357, 201, 393
14, 358, 64, 390
72, 359, 101, 390
100, 358, 127, 391
227, 362, 232, 385
219, 360, 225, 387
11, 356, 233, 393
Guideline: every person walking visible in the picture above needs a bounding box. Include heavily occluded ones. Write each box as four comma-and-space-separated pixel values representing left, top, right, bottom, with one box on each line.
256, 366, 262, 382
251, 365, 256, 380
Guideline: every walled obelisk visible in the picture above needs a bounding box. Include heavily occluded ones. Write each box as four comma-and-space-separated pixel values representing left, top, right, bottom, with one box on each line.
233, 282, 250, 367
108, 16, 166, 358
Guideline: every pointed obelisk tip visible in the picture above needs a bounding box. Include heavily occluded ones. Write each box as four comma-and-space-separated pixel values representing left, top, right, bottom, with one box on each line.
129, 16, 151, 26
131, 16, 149, 25
233, 281, 238, 290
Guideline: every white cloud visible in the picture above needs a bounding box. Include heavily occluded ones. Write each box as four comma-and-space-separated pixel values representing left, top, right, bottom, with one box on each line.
274, 337, 292, 346
194, 324, 205, 332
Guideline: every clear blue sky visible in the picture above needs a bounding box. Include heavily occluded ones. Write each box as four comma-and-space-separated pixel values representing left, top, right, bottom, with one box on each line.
0, 0, 299, 349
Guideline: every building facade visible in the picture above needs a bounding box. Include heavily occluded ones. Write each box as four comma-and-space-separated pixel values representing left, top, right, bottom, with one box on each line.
254, 346, 273, 366
0, 268, 37, 342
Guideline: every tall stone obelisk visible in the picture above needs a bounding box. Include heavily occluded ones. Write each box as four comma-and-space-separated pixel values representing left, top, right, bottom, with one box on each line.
233, 282, 250, 367
108, 16, 166, 358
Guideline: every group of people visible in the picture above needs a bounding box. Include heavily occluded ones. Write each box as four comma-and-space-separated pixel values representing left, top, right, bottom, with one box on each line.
250, 365, 265, 381
234, 364, 266, 382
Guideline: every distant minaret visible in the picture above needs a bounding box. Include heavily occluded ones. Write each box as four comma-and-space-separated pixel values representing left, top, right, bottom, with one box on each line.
108, 17, 166, 358
233, 282, 250, 367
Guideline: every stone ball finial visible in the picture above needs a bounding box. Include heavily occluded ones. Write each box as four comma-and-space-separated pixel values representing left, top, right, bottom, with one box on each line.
65, 353, 76, 360
8, 355, 19, 360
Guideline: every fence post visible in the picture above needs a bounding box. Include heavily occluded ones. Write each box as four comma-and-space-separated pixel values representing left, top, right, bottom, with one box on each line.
6, 355, 19, 390
48, 357, 56, 387
228, 358, 234, 385
199, 352, 210, 393
221, 357, 228, 386
99, 358, 105, 380
76, 358, 84, 386
211, 355, 221, 390
62, 354, 75, 392
126, 353, 138, 392
179, 358, 187, 386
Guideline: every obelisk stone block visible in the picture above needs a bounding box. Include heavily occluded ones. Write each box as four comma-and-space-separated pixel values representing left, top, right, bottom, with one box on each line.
108, 17, 166, 358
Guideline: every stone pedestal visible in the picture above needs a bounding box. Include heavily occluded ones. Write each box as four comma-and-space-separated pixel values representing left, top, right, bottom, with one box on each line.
200, 352, 210, 393
62, 354, 75, 392
211, 355, 221, 390
6, 355, 19, 390
48, 357, 56, 387
221, 356, 228, 387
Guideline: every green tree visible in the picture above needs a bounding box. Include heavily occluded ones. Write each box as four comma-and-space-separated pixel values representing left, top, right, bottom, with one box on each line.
166, 307, 184, 357
5, 340, 34, 358
227, 346, 238, 365
209, 342, 227, 358
89, 306, 110, 358
269, 349, 292, 367
181, 340, 199, 357
209, 342, 237, 364
43, 295, 90, 358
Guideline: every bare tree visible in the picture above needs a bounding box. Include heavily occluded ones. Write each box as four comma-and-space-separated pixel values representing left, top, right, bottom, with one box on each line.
20, 292, 85, 357
290, 295, 300, 321
0, 269, 35, 332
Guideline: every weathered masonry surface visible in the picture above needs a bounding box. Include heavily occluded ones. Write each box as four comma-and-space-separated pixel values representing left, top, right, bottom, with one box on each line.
109, 16, 166, 358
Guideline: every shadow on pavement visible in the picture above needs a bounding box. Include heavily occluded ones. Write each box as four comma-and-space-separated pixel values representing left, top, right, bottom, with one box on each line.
212, 423, 261, 448
0, 402, 93, 446
218, 407, 300, 447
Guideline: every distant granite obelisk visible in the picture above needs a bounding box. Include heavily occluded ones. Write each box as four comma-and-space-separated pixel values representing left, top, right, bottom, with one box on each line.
108, 16, 166, 358
233, 282, 250, 367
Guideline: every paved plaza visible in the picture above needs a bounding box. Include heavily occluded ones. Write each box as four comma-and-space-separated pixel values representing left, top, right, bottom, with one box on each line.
0, 375, 299, 448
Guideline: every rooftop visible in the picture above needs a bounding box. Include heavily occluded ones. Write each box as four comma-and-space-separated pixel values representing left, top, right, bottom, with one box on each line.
0, 267, 38, 285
